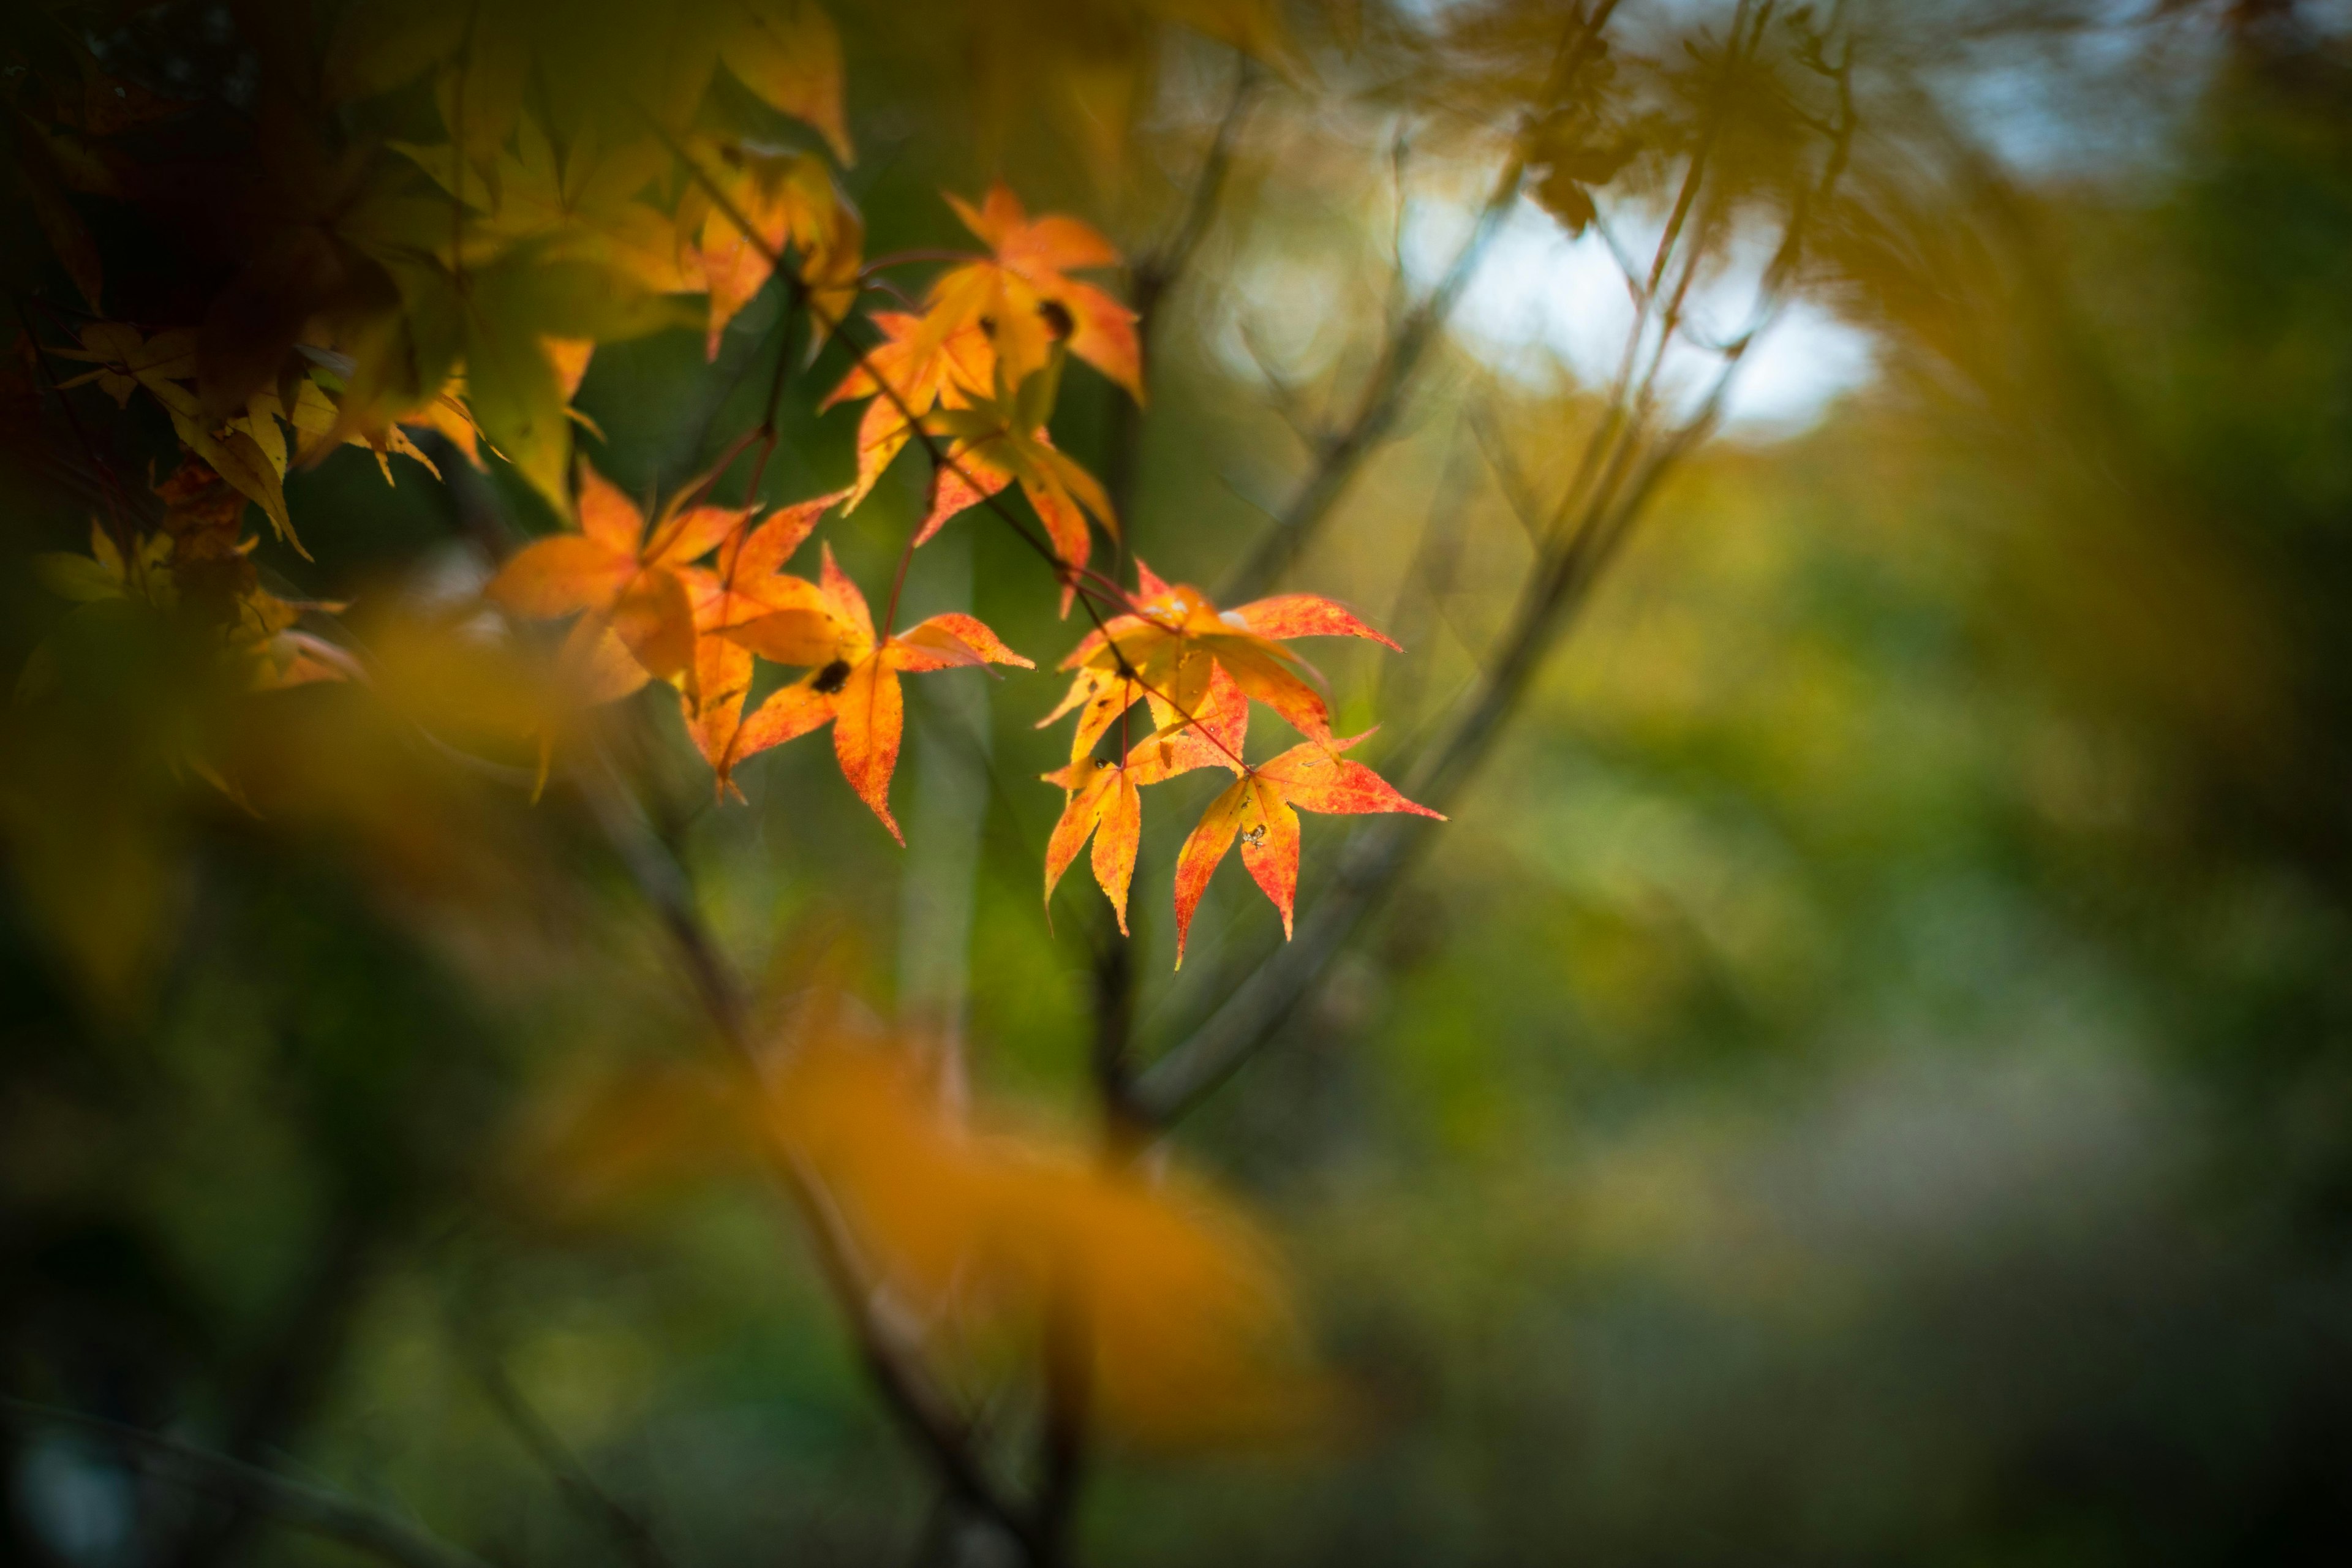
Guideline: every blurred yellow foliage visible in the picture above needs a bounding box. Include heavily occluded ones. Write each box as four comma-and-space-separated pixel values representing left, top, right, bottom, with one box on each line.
774, 1041, 1325, 1449
524, 1033, 1326, 1450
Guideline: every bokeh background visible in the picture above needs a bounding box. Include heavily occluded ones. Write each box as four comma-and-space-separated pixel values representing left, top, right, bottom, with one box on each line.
9, 0, 2352, 1563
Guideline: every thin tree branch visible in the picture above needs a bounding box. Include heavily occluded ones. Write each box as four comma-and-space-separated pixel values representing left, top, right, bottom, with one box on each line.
1235, 318, 1330, 451
14, 295, 138, 551
1028, 56, 1271, 1555
1218, 0, 1624, 603
1467, 399, 1553, 546
1133, 6, 1856, 1129
570, 753, 1057, 1564
1031, 1284, 1090, 1568
458, 1337, 676, 1568
0, 1399, 494, 1568
1133, 59, 1263, 339
167, 1207, 385, 1568
1084, 51, 1268, 1144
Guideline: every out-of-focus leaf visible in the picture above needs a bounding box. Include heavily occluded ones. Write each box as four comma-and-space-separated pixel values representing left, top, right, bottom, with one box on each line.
722, 0, 854, 164
462, 252, 679, 518
770, 1038, 1325, 1449
0, 758, 174, 1014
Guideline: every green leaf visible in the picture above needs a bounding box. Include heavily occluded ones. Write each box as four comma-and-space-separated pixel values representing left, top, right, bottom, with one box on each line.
464, 313, 571, 521
34, 553, 121, 603
510, 256, 689, 342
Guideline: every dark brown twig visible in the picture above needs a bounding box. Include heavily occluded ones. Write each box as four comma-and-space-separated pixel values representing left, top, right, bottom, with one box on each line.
14, 295, 137, 551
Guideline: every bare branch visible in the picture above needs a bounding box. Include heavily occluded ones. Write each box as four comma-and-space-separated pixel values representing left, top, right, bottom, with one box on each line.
1235, 317, 1332, 450
1382, 121, 1414, 325
571, 753, 1056, 1562
1133, 4, 1858, 1130
1097, 56, 1261, 540
1588, 213, 1652, 307
1137, 59, 1264, 314
1032, 1290, 1091, 1568
1372, 420, 1485, 736
1467, 398, 1553, 545
1081, 49, 1284, 1123
1219, 0, 1626, 603
458, 1335, 676, 1568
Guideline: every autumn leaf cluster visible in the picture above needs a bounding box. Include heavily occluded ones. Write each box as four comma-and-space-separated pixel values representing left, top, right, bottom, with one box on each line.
3, 0, 1450, 1466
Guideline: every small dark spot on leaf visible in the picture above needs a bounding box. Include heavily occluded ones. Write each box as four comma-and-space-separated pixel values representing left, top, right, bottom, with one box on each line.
1038, 298, 1074, 340
813, 658, 853, 693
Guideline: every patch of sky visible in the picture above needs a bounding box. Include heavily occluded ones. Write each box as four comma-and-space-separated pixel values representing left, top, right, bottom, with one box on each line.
1400, 191, 1878, 440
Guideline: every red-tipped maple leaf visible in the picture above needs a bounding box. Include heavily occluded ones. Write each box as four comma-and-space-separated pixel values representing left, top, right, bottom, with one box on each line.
921, 180, 1142, 403
1041, 666, 1248, 934
1172, 731, 1442, 967
1042, 558, 1400, 765
487, 459, 747, 698
721, 544, 1031, 839
673, 488, 847, 796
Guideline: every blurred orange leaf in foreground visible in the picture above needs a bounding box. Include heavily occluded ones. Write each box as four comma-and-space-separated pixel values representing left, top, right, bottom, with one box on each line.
532, 1032, 1329, 1450
771, 1040, 1326, 1449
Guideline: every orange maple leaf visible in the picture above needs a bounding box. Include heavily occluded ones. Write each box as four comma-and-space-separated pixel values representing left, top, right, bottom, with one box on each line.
916, 362, 1117, 608
1042, 559, 1400, 765
1173, 731, 1442, 967
486, 460, 747, 699
673, 488, 848, 795
818, 336, 1116, 612
690, 142, 863, 358
819, 310, 994, 511
921, 181, 1142, 403
720, 544, 1031, 839
1041, 665, 1248, 934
